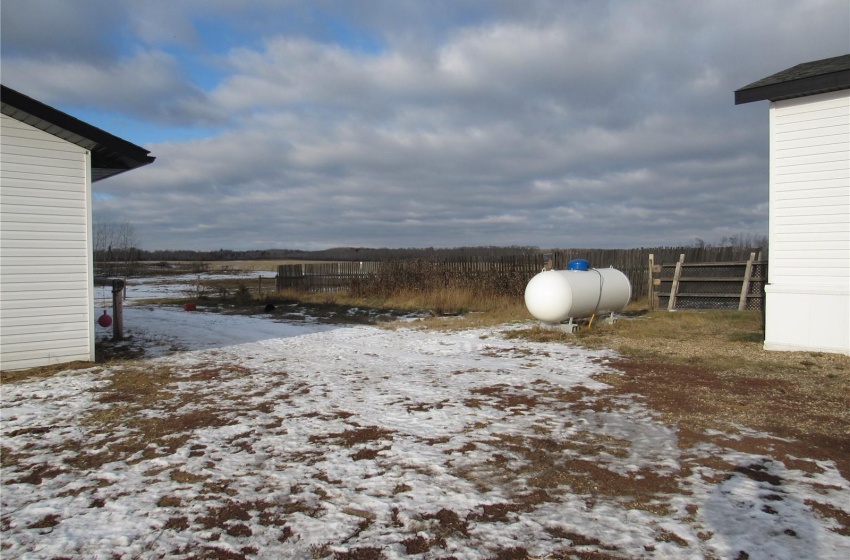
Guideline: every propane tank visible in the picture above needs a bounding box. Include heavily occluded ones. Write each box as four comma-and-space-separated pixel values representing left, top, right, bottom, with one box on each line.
524, 265, 631, 323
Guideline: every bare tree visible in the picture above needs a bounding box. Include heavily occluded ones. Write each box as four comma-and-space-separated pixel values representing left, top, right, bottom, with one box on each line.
720, 232, 768, 249
93, 219, 141, 277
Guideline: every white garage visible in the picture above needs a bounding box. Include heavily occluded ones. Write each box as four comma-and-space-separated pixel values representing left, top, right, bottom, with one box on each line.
736, 54, 850, 355
1, 85, 154, 370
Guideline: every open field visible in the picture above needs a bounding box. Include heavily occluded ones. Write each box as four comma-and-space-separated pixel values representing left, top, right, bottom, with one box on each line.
2, 281, 849, 559
154, 260, 348, 274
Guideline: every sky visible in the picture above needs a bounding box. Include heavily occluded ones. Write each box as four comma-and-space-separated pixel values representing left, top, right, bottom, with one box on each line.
2, 0, 848, 251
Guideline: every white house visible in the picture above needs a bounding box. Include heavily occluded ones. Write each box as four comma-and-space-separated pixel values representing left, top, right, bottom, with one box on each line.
736, 54, 850, 356
0, 85, 154, 370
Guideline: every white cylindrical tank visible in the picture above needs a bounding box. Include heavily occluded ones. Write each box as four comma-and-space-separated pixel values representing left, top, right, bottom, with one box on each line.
524, 268, 631, 323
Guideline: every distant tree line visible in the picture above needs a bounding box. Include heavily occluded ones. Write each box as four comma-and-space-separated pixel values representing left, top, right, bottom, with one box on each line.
136, 234, 767, 263
691, 232, 768, 251
135, 246, 542, 262
95, 219, 767, 272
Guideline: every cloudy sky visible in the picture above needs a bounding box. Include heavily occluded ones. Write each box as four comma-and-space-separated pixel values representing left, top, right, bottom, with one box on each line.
2, 1, 847, 251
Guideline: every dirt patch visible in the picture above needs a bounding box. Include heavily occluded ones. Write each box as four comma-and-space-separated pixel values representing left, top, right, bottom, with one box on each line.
415, 507, 470, 550
467, 384, 540, 413
27, 514, 60, 529
599, 357, 850, 478
332, 547, 384, 560
1, 362, 102, 384
500, 309, 850, 484
309, 426, 395, 447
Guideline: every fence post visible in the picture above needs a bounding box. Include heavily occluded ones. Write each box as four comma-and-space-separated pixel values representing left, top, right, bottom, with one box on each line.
668, 254, 685, 311
648, 253, 655, 310
112, 279, 125, 340
738, 252, 756, 311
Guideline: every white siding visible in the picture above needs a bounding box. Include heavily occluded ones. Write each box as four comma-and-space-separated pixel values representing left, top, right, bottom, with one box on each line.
769, 90, 850, 283
765, 89, 850, 356
0, 114, 94, 370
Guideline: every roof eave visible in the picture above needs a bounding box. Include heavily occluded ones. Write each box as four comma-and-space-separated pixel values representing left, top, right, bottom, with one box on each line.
0, 84, 155, 180
735, 69, 850, 104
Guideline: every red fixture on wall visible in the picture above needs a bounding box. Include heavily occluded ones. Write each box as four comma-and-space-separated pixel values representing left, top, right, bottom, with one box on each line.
97, 310, 113, 327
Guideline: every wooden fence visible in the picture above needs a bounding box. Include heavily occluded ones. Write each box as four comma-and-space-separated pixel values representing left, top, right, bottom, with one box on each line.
276, 247, 764, 300
277, 262, 383, 292
537, 247, 763, 301
652, 252, 766, 311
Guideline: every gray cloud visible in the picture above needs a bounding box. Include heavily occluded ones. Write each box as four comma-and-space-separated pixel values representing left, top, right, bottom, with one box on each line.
0, 0, 124, 61
1, 51, 223, 125
2, 0, 847, 250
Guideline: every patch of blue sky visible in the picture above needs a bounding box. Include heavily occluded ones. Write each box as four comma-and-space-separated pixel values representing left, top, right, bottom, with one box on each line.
319, 16, 384, 55
56, 105, 220, 147
143, 17, 253, 92
160, 46, 227, 92
192, 15, 266, 55
205, 6, 385, 55
186, 57, 227, 92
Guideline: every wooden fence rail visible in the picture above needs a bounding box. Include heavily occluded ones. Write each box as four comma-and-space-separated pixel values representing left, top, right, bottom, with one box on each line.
652, 252, 766, 311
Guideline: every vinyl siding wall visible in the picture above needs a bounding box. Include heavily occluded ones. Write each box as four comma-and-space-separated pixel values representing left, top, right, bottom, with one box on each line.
764, 89, 850, 355
1, 114, 95, 370
769, 90, 849, 282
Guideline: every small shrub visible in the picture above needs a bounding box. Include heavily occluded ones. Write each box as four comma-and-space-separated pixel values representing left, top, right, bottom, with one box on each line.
234, 284, 253, 305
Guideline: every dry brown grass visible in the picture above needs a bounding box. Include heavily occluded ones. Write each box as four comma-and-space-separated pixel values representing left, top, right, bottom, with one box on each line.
502, 307, 850, 477
276, 287, 530, 324
1, 361, 102, 384
571, 308, 848, 378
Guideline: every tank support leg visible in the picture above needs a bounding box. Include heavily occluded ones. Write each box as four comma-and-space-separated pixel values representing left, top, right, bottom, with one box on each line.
563, 318, 579, 333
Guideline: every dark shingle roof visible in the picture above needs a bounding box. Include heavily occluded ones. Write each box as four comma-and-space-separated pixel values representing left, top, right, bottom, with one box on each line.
735, 54, 850, 104
1, 84, 155, 181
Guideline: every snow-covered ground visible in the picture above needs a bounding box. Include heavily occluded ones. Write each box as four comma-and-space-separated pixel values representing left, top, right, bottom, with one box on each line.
2, 302, 849, 558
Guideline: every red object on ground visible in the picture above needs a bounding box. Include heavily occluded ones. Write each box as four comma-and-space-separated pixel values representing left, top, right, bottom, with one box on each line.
184, 303, 197, 311
97, 310, 113, 327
